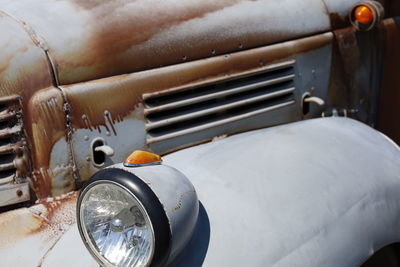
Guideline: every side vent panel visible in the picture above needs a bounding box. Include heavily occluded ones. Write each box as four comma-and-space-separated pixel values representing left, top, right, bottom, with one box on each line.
143, 60, 300, 153
0, 95, 30, 207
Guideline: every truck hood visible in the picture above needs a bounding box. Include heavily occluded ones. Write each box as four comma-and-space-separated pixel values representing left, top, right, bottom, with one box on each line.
0, 0, 359, 85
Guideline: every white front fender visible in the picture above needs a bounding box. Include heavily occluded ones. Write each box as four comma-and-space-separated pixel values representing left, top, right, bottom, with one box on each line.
0, 117, 399, 267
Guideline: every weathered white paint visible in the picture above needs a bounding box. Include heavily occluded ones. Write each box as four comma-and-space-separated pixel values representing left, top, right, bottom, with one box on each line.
1, 118, 400, 267
165, 117, 400, 266
41, 224, 97, 267
0, 193, 77, 267
0, 183, 30, 207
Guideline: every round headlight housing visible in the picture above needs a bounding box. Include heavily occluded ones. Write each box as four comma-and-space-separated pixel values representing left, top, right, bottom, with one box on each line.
79, 182, 154, 267
77, 168, 172, 267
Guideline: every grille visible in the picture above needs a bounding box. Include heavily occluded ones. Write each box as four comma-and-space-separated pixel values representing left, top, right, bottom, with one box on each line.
0, 95, 25, 184
143, 59, 297, 147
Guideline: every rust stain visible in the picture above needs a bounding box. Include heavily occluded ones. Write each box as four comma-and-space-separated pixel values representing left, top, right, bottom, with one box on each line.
377, 18, 400, 145
0, 192, 77, 250
31, 192, 77, 234
55, 0, 255, 83
329, 12, 347, 29
0, 0, 325, 84
0, 12, 65, 198
173, 190, 196, 211
62, 33, 332, 130
25, 88, 68, 198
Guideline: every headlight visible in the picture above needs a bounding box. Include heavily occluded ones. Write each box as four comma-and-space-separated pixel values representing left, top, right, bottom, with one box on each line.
79, 182, 154, 267
77, 159, 198, 267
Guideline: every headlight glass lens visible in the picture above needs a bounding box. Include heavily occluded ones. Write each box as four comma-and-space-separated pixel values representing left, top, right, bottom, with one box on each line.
79, 182, 154, 267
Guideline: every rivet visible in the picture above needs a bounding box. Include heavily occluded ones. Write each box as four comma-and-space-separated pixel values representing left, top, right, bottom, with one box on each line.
106, 131, 111, 136
16, 190, 23, 197
86, 156, 91, 162
211, 49, 216, 55
182, 56, 187, 61
84, 135, 89, 141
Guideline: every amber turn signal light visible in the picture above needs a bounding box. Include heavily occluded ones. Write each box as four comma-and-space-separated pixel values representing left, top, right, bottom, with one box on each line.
124, 150, 162, 167
354, 5, 374, 24
350, 1, 384, 31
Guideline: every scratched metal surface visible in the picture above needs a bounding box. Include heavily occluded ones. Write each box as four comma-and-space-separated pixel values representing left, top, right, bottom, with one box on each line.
0, 11, 72, 199
62, 33, 332, 184
0, 0, 395, 199
165, 117, 400, 266
0, 0, 359, 85
26, 88, 74, 198
0, 192, 79, 266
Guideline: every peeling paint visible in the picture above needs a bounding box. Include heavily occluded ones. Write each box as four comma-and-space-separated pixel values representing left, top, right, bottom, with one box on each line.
26, 88, 69, 198
0, 0, 337, 85
0, 192, 77, 266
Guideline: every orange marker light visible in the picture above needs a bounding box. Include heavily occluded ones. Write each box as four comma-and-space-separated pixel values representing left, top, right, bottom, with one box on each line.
354, 5, 374, 24
124, 150, 162, 167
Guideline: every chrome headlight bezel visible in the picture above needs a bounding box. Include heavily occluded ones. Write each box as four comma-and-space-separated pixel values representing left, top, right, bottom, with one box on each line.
77, 168, 172, 267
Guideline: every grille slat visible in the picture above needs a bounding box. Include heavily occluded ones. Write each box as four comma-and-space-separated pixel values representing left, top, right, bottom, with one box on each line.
144, 59, 297, 147
0, 125, 22, 138
0, 95, 25, 185
0, 110, 16, 122
0, 144, 18, 155
0, 174, 14, 185
145, 87, 295, 131
0, 95, 21, 105
144, 74, 295, 116
142, 59, 296, 100
147, 101, 295, 144
0, 162, 15, 172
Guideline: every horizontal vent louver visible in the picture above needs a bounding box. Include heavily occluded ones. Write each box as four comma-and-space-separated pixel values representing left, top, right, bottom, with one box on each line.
144, 60, 296, 145
0, 95, 24, 185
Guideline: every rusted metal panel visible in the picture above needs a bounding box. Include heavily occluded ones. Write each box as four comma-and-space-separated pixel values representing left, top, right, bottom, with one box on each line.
60, 33, 332, 183
331, 19, 387, 126
377, 18, 400, 145
25, 88, 73, 198
0, 0, 337, 85
0, 11, 67, 200
0, 192, 77, 266
62, 32, 332, 131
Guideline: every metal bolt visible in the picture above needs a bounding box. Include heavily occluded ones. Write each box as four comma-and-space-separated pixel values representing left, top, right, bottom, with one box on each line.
86, 156, 91, 162
84, 135, 89, 141
16, 190, 23, 197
